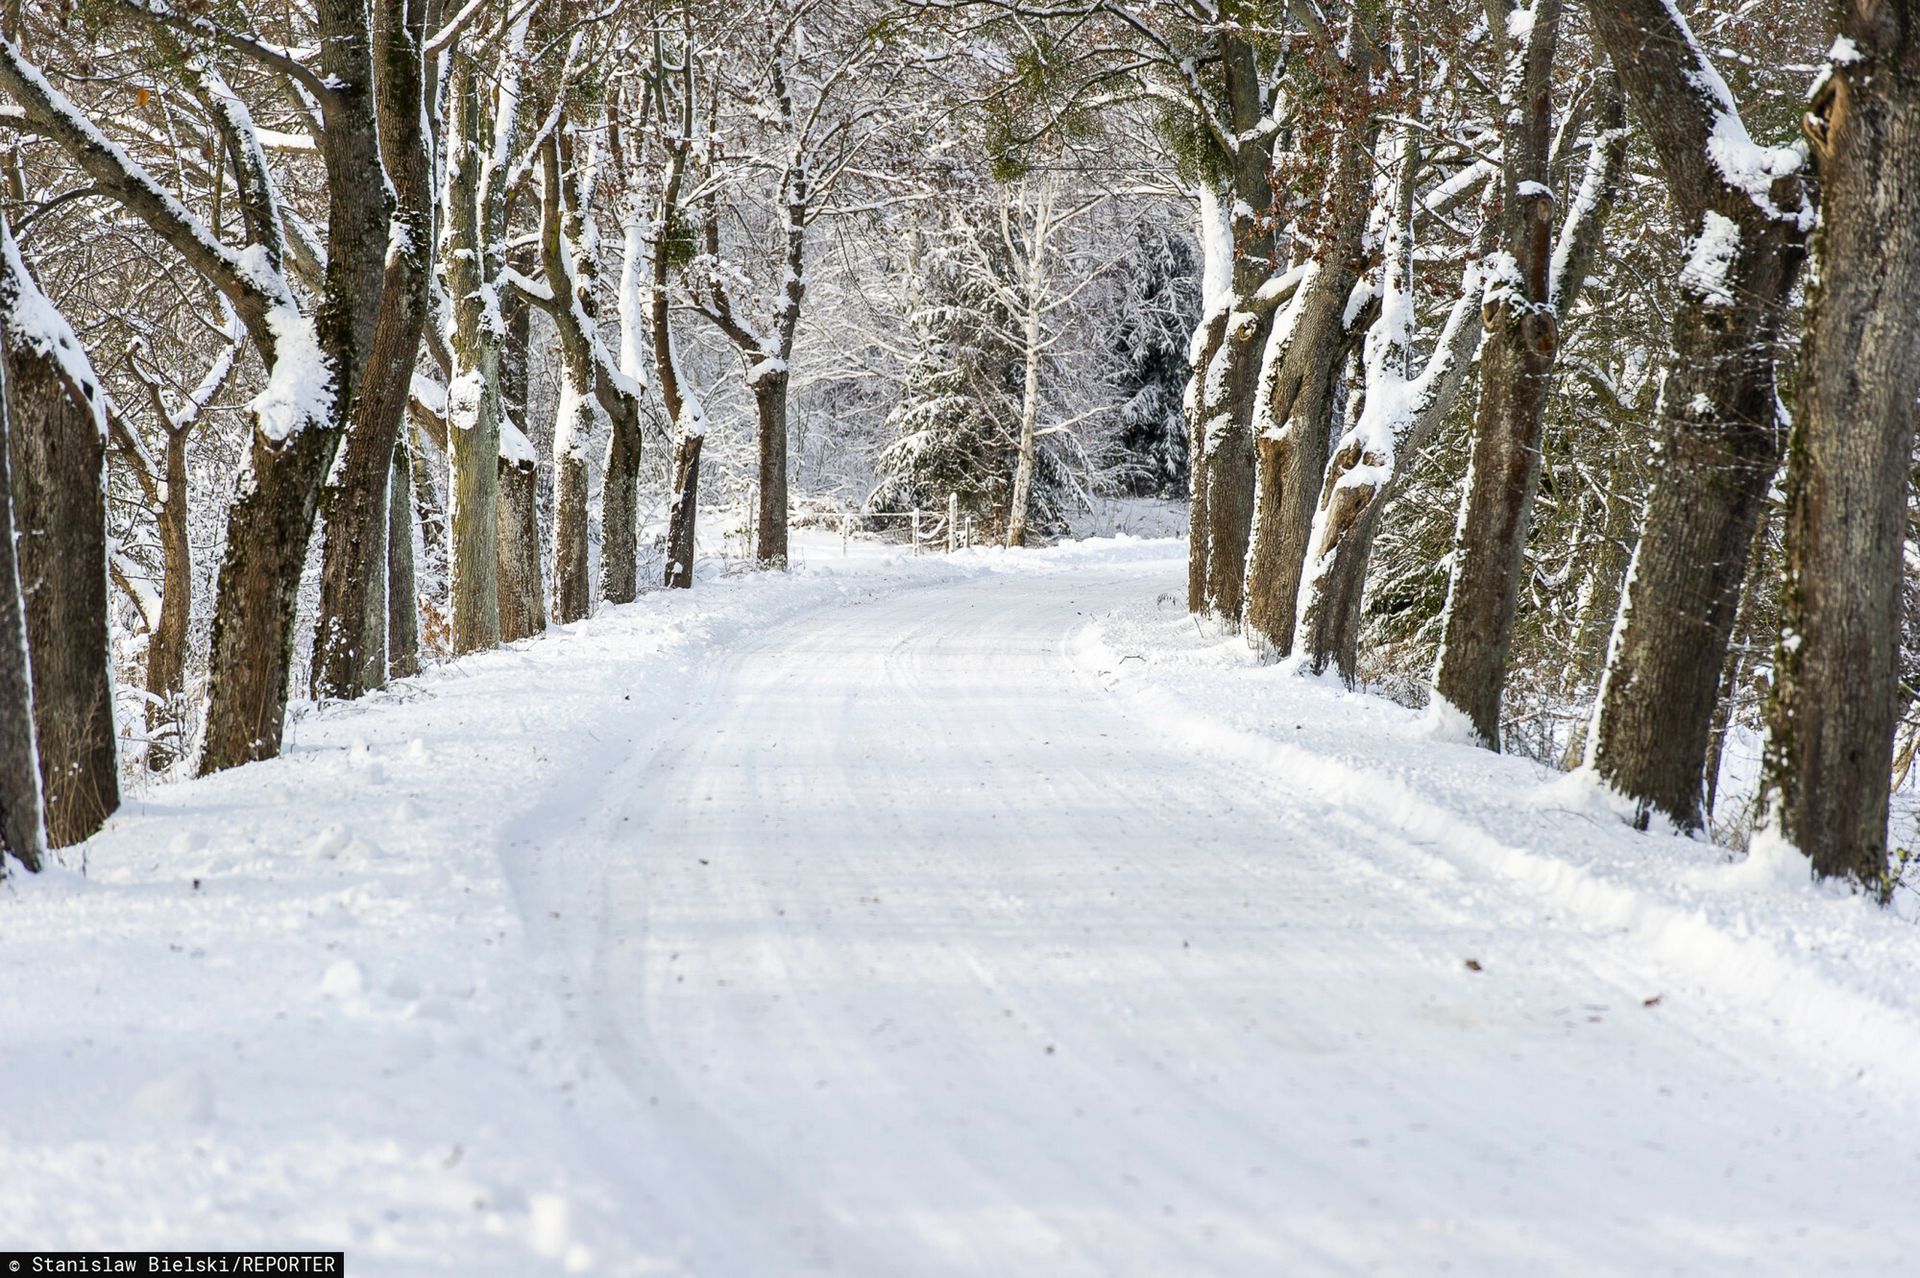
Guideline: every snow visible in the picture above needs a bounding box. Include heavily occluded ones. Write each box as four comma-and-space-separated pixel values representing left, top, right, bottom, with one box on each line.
1679, 210, 1742, 309
1655, 0, 1809, 226
9, 531, 1920, 1273
249, 303, 335, 443
498, 413, 536, 467
1, 219, 107, 436
1196, 184, 1232, 314
445, 371, 484, 432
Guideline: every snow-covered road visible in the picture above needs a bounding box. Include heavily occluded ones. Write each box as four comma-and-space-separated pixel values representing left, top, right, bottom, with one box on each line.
8, 538, 1920, 1275
570, 561, 1919, 1275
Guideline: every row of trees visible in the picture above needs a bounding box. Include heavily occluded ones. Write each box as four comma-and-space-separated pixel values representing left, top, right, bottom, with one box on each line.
912, 0, 1914, 893
0, 0, 929, 864
5, 0, 1918, 903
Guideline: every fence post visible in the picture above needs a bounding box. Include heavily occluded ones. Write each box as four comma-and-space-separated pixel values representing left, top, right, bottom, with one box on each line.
911, 508, 922, 555
947, 492, 959, 553
841, 513, 850, 558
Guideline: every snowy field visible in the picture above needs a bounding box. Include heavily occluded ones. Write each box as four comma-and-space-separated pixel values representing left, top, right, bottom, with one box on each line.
6, 525, 1920, 1276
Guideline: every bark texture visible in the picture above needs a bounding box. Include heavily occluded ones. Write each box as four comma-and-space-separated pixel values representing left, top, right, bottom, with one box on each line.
0, 304, 43, 872
664, 433, 703, 590
1241, 25, 1378, 656
1431, 0, 1563, 748
496, 444, 546, 642
1195, 34, 1278, 624
754, 370, 791, 565
601, 400, 643, 603
1585, 0, 1811, 828
2, 228, 117, 847
1762, 0, 1920, 890
387, 438, 420, 678
310, 0, 433, 701
440, 51, 511, 655
1184, 306, 1227, 611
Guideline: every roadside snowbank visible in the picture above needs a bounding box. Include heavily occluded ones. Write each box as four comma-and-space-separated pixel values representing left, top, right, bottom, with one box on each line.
1071, 588, 1920, 1103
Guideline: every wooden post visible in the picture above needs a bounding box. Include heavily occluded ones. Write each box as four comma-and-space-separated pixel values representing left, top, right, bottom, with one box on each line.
911, 508, 922, 555
947, 492, 959, 553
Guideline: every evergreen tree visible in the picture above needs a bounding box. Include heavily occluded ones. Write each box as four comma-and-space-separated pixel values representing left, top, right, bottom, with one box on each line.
1110, 228, 1200, 496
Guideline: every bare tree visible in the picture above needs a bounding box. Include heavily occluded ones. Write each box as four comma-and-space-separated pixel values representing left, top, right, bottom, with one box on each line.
2, 5, 392, 773
439, 18, 535, 649
1584, 0, 1812, 827
1762, 1, 1920, 891
689, 0, 902, 566
0, 220, 45, 872
1430, 0, 1571, 746
312, 0, 438, 699
0, 215, 116, 845
111, 305, 244, 772
643, 11, 708, 590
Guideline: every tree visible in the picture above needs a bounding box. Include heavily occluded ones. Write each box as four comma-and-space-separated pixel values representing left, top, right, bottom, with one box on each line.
689, 0, 905, 568
1762, 0, 1920, 891
1239, 14, 1380, 653
0, 214, 117, 846
523, 96, 647, 622
1290, 121, 1497, 679
110, 305, 245, 772
312, 0, 438, 700
1111, 227, 1200, 496
985, 175, 1106, 547
1430, 0, 1624, 747
2, 4, 392, 773
1584, 0, 1813, 827
438, 19, 530, 650
0, 230, 44, 873
643, 9, 709, 591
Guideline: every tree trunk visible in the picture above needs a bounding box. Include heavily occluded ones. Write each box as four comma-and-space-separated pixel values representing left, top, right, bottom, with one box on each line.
409, 418, 448, 601
1200, 310, 1266, 623
551, 435, 592, 624
202, 426, 342, 771
1007, 293, 1043, 548
440, 50, 513, 657
755, 368, 790, 567
1430, 0, 1563, 748
1430, 294, 1557, 746
144, 423, 192, 771
1242, 266, 1368, 655
1583, 0, 1811, 827
387, 436, 420, 678
0, 326, 43, 872
496, 437, 545, 642
1242, 23, 1379, 657
665, 433, 702, 589
1762, 4, 1920, 891
601, 400, 643, 603
447, 372, 503, 653
2, 233, 118, 846
310, 0, 432, 700
1196, 35, 1278, 624
1185, 307, 1228, 612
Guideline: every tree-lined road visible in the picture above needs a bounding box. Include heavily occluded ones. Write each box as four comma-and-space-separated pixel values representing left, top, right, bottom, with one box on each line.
574, 562, 1917, 1276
